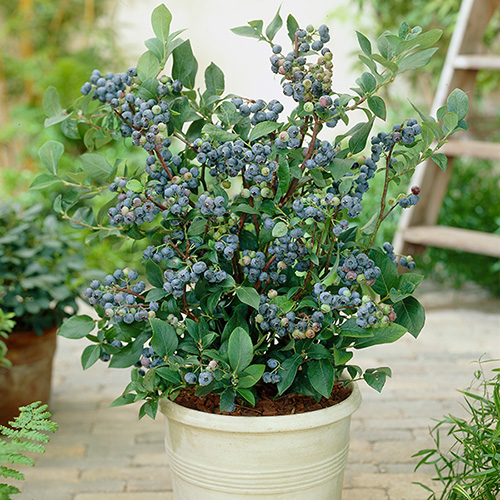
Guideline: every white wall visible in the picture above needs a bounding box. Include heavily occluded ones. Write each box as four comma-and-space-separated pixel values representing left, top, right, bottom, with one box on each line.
115, 0, 364, 110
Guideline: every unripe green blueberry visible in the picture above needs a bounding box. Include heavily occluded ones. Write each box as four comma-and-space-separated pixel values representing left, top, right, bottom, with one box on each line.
304, 102, 314, 113
306, 329, 316, 339
281, 317, 289, 327
222, 180, 231, 189
303, 78, 312, 89
123, 267, 130, 277
241, 188, 250, 198
324, 51, 333, 61
160, 75, 169, 84
139, 136, 147, 145
121, 206, 129, 216
279, 131, 290, 142
105, 308, 114, 318
158, 123, 167, 132
383, 304, 392, 314
381, 316, 390, 325
261, 166, 270, 176
277, 261, 287, 271
356, 273, 366, 284
241, 256, 251, 266
213, 231, 222, 240
362, 295, 371, 304
375, 310, 384, 320
255, 314, 265, 324
320, 303, 331, 313
148, 310, 156, 319
292, 329, 303, 339
306, 24, 315, 33
332, 196, 341, 206
152, 105, 161, 115
183, 172, 193, 180
388, 197, 396, 207
268, 289, 278, 299
261, 187, 273, 198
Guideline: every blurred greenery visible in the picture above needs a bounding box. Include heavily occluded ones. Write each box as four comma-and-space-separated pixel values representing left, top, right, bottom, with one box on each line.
352, 0, 500, 295
0, 0, 143, 277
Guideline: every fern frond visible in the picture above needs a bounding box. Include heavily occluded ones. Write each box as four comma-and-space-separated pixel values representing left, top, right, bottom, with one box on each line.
0, 484, 21, 499
0, 467, 24, 481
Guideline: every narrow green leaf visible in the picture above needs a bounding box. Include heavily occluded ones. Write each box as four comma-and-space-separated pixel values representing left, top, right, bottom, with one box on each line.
309, 359, 335, 398
230, 25, 260, 39
265, 7, 283, 41
277, 353, 302, 394
446, 88, 469, 121
201, 123, 238, 142
369, 249, 399, 296
204, 62, 225, 97
396, 47, 439, 74
355, 323, 408, 348
356, 31, 372, 56
349, 117, 375, 155
145, 260, 164, 288
228, 327, 254, 372
286, 14, 299, 43
237, 388, 256, 406
238, 364, 266, 388
29, 173, 61, 190
172, 40, 198, 89
249, 121, 280, 142
219, 388, 236, 412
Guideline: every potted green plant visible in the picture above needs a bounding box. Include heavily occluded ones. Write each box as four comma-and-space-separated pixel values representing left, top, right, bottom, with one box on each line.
0, 201, 83, 424
47, 5, 468, 499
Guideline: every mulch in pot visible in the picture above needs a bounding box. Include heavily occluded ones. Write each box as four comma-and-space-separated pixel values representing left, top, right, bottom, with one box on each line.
173, 382, 352, 417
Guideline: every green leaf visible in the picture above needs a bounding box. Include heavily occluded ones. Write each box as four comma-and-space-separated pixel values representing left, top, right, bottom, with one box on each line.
431, 153, 448, 172
238, 364, 265, 388
109, 393, 136, 408
367, 96, 386, 120
137, 50, 161, 81
151, 4, 172, 42
349, 117, 374, 155
249, 121, 280, 142
354, 323, 408, 348
307, 344, 332, 360
340, 318, 374, 338
145, 37, 165, 61
145, 260, 164, 288
393, 296, 425, 338
222, 308, 249, 342
377, 34, 394, 60
356, 31, 372, 56
38, 141, 64, 175
233, 204, 261, 216
80, 153, 113, 182
201, 123, 238, 142
110, 332, 150, 368
172, 40, 198, 89
219, 388, 236, 412
274, 161, 291, 201
204, 62, 225, 97
237, 388, 255, 406
81, 344, 101, 370
266, 7, 282, 41
309, 359, 335, 398
206, 290, 222, 313
398, 21, 409, 40
150, 318, 178, 358
328, 158, 355, 181
29, 173, 61, 190
369, 249, 399, 296
126, 179, 143, 192
446, 88, 469, 121
43, 86, 62, 118
277, 353, 302, 395
235, 287, 261, 310
286, 14, 299, 43
230, 25, 260, 39
228, 327, 254, 372
364, 367, 391, 392
58, 315, 95, 339
442, 112, 458, 134
396, 47, 438, 74
272, 221, 288, 238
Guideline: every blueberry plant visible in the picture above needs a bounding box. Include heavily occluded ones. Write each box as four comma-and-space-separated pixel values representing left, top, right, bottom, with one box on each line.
50, 5, 469, 418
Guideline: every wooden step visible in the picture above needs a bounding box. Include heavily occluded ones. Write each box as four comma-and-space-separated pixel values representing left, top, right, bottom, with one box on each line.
401, 225, 500, 257
454, 54, 500, 70
440, 140, 500, 161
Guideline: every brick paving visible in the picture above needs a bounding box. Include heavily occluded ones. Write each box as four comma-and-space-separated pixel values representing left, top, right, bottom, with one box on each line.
9, 286, 500, 500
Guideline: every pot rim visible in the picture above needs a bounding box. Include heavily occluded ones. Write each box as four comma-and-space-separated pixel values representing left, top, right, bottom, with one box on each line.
159, 381, 361, 433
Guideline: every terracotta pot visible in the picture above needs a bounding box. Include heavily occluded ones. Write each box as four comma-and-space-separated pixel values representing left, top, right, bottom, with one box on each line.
160, 382, 361, 500
0, 326, 57, 425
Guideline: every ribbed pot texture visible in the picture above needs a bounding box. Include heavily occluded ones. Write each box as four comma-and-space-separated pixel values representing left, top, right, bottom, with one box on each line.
160, 382, 361, 500
0, 326, 57, 425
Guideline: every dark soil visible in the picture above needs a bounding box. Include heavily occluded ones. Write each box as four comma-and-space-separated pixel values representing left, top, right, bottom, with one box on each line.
173, 383, 352, 417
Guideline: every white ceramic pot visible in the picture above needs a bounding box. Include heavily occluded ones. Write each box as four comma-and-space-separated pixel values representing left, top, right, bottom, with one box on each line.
160, 382, 361, 500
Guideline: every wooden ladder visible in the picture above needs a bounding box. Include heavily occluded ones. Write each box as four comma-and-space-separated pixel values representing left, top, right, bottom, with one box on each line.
392, 0, 500, 260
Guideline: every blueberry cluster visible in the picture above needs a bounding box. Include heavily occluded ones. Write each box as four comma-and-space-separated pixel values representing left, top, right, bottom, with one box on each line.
184, 371, 214, 386
398, 185, 421, 209
383, 242, 416, 270
262, 358, 282, 384
80, 67, 136, 104
143, 244, 175, 263
162, 264, 228, 298
83, 269, 158, 324
240, 251, 286, 284
108, 179, 160, 226
271, 25, 334, 103
231, 97, 284, 125
215, 234, 239, 261
268, 228, 310, 273
314, 285, 363, 313
274, 125, 301, 149
196, 194, 227, 217
337, 252, 381, 286
355, 301, 397, 328
137, 346, 164, 376
304, 139, 337, 169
